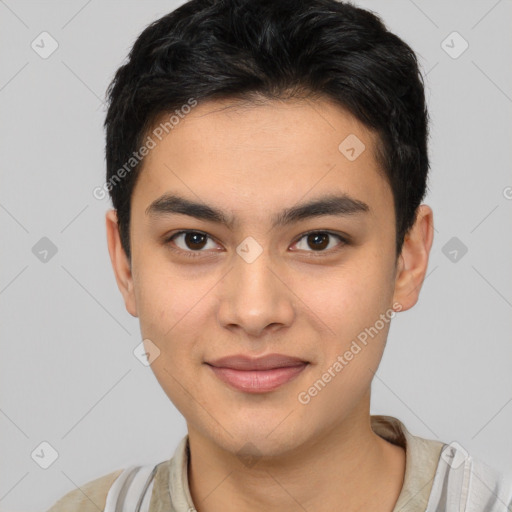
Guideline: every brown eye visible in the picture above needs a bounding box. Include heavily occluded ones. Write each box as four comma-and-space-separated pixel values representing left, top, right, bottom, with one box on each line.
292, 231, 347, 254
182, 232, 208, 250
165, 230, 220, 258
307, 232, 329, 250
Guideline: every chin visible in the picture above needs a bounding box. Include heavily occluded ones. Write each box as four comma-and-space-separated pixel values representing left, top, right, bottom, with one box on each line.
217, 421, 309, 459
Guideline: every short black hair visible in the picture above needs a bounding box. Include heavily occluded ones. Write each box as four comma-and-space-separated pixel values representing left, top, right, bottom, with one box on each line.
104, 0, 430, 263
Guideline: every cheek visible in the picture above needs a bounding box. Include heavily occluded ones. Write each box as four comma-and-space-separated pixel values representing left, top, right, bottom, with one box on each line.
294, 259, 392, 334
133, 265, 219, 393
295, 258, 395, 401
296, 318, 392, 427
134, 260, 200, 336
135, 271, 208, 414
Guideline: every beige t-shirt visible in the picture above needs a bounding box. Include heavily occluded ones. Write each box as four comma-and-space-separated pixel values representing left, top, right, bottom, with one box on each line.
46, 415, 444, 512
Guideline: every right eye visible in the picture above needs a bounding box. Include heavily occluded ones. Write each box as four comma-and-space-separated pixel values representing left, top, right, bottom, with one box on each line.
164, 230, 223, 258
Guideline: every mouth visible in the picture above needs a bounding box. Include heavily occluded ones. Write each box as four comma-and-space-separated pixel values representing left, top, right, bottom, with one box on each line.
205, 353, 309, 393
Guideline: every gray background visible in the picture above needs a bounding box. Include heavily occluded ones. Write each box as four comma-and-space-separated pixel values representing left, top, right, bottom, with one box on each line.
1, 1, 511, 510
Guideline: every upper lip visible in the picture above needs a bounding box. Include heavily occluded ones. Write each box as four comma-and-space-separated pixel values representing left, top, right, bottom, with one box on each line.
206, 353, 308, 371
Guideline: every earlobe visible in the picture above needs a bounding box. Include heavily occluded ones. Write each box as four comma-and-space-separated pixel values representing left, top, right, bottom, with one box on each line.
105, 209, 138, 317
392, 205, 434, 312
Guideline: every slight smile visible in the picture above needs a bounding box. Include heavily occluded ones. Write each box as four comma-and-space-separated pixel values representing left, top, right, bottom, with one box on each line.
205, 353, 310, 393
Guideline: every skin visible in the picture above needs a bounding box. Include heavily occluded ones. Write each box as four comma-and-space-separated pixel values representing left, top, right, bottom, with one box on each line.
106, 96, 434, 512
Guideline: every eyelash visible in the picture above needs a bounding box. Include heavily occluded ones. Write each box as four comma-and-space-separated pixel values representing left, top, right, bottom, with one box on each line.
163, 230, 349, 259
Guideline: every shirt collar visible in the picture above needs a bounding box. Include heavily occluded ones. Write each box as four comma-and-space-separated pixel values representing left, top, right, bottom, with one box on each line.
371, 415, 444, 511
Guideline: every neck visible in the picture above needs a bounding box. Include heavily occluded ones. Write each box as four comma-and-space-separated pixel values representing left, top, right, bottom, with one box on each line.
186, 399, 405, 512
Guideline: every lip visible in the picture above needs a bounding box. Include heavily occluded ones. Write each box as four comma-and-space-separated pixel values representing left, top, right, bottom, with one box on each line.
208, 365, 308, 393
207, 353, 308, 370
205, 353, 309, 393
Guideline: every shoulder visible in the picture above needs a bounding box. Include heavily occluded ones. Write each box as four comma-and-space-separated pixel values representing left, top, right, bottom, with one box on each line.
466, 455, 512, 510
426, 442, 512, 511
46, 468, 124, 512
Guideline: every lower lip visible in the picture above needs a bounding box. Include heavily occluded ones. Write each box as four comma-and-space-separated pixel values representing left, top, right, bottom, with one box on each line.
207, 364, 308, 393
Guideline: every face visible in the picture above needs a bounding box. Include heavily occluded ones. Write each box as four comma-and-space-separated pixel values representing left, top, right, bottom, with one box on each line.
107, 97, 431, 458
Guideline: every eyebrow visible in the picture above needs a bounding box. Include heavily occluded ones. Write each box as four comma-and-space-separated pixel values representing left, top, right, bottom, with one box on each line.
145, 193, 370, 229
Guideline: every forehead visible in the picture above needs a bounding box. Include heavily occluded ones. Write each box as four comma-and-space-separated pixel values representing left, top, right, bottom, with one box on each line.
132, 97, 392, 225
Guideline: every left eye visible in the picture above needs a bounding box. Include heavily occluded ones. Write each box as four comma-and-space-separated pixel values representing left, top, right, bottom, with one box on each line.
164, 230, 347, 257
292, 231, 347, 253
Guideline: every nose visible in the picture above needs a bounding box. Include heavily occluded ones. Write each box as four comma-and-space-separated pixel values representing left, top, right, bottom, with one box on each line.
217, 244, 295, 338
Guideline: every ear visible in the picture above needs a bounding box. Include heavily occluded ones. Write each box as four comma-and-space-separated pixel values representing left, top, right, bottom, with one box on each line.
105, 209, 138, 317
392, 204, 434, 312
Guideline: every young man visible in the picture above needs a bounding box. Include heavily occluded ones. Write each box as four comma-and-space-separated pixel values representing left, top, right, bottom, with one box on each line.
48, 0, 512, 510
